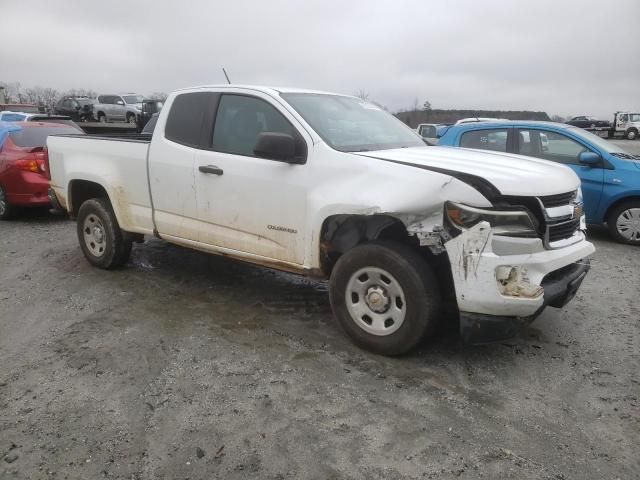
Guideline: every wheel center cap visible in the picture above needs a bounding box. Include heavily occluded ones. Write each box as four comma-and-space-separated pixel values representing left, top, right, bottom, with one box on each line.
366, 286, 390, 313
93, 226, 104, 243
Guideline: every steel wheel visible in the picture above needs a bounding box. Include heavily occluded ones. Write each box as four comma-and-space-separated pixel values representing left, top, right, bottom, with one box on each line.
83, 213, 107, 257
345, 266, 406, 336
616, 208, 640, 241
627, 130, 637, 140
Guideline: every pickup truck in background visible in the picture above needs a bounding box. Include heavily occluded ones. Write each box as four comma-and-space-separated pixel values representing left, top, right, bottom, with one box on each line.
47, 85, 595, 355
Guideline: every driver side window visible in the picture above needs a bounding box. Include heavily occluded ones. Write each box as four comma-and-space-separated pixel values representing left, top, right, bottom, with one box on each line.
211, 94, 300, 157
517, 129, 588, 165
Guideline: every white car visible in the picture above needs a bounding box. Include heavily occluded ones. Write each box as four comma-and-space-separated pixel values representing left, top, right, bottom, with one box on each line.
47, 85, 594, 355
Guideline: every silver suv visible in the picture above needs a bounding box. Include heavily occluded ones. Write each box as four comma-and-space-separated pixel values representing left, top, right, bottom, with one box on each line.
94, 94, 147, 124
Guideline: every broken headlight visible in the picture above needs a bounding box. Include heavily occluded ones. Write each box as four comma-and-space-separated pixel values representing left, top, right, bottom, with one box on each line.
445, 202, 538, 237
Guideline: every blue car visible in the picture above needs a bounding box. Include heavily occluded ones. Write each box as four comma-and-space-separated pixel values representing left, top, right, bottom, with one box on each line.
438, 121, 640, 244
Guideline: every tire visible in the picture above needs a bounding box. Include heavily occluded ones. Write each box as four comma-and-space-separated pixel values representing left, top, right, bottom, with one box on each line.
127, 113, 136, 124
626, 129, 637, 140
0, 185, 16, 220
607, 201, 640, 245
98, 113, 106, 123
76, 198, 132, 268
329, 241, 441, 356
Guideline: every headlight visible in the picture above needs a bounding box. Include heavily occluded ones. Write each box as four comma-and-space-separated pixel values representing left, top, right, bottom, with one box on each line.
445, 202, 538, 237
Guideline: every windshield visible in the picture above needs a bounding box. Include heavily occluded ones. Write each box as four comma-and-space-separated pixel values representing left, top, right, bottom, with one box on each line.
567, 127, 623, 154
123, 95, 145, 104
281, 93, 424, 152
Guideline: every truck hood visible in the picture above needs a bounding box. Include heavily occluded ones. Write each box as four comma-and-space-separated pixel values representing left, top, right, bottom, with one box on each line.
356, 146, 580, 198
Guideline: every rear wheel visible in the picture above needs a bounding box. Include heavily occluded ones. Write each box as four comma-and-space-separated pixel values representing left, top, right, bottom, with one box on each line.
0, 185, 16, 220
77, 198, 132, 268
98, 113, 106, 123
329, 241, 441, 356
607, 201, 640, 245
127, 113, 137, 124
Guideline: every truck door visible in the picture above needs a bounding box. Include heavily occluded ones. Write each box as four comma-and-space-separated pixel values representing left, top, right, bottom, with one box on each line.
616, 113, 628, 133
193, 92, 310, 265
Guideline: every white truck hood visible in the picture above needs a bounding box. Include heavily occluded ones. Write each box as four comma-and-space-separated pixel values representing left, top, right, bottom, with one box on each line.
357, 146, 580, 197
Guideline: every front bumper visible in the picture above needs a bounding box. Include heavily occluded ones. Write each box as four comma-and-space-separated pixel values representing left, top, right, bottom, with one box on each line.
459, 258, 590, 343
444, 222, 595, 343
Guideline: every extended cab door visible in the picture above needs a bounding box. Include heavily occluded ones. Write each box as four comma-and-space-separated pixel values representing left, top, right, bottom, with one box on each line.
147, 92, 216, 241
193, 91, 310, 265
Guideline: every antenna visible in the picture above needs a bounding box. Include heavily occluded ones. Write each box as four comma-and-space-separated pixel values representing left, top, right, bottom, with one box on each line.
222, 68, 231, 84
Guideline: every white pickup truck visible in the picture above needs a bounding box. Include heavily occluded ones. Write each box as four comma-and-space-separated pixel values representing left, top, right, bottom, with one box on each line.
47, 85, 595, 355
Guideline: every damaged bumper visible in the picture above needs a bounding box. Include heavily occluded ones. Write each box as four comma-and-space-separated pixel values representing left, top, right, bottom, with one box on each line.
445, 222, 595, 344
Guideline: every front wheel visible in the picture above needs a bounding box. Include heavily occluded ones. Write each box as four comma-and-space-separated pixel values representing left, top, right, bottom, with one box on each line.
607, 201, 640, 245
329, 241, 441, 356
76, 198, 132, 268
626, 129, 637, 140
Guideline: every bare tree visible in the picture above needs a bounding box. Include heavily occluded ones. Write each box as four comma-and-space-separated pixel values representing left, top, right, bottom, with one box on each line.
355, 89, 370, 101
410, 97, 420, 127
423, 100, 432, 111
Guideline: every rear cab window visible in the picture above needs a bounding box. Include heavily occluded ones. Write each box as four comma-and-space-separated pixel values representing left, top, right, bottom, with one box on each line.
164, 92, 219, 148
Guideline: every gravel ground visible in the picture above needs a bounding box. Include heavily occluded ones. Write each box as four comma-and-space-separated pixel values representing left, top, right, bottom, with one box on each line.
1, 140, 639, 479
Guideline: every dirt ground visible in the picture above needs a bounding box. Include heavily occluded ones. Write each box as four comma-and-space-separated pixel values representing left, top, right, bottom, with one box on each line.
1, 141, 639, 479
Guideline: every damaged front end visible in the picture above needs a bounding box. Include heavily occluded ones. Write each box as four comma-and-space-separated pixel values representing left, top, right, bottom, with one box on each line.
400, 198, 594, 344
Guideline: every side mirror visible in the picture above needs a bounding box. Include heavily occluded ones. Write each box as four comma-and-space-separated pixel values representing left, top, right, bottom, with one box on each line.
116, 100, 124, 106
253, 132, 302, 163
579, 151, 600, 166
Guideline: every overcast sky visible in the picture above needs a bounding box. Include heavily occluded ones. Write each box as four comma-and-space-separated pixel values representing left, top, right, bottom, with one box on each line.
2, 0, 638, 117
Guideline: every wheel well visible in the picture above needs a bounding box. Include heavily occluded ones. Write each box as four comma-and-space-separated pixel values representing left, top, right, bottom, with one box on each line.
604, 196, 640, 223
97, 111, 105, 117
319, 213, 456, 305
69, 180, 109, 218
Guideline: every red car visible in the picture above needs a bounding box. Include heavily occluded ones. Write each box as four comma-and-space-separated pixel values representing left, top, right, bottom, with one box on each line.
0, 122, 82, 219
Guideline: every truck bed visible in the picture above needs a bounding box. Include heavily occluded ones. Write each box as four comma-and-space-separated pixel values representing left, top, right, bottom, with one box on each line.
48, 134, 154, 235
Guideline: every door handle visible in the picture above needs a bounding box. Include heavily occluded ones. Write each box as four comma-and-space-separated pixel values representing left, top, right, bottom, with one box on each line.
199, 165, 224, 176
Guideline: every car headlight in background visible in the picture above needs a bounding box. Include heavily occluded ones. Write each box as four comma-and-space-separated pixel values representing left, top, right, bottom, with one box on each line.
445, 202, 538, 237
